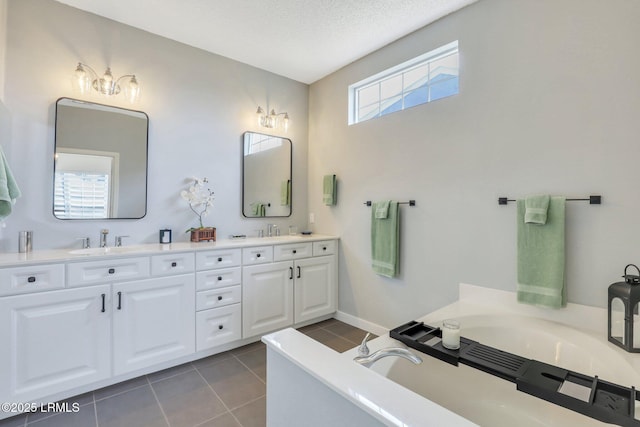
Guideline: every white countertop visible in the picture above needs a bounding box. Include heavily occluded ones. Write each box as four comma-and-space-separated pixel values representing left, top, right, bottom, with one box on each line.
0, 234, 338, 267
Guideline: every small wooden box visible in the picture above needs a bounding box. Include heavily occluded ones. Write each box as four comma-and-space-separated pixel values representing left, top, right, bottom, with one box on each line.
190, 227, 216, 242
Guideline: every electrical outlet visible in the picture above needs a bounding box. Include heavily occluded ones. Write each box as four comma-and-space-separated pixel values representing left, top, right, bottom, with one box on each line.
309, 213, 315, 224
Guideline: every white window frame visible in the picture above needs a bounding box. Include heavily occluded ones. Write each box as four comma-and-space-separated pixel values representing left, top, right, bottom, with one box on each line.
348, 40, 459, 125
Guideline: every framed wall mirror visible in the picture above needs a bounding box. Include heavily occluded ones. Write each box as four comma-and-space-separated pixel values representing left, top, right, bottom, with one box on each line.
53, 98, 148, 219
242, 131, 292, 217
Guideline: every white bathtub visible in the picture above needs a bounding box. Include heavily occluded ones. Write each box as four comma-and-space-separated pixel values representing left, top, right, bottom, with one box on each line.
264, 284, 640, 426
368, 314, 640, 426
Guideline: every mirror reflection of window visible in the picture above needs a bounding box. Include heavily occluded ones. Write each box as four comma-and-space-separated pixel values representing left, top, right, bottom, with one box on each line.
244, 133, 283, 155
54, 150, 119, 219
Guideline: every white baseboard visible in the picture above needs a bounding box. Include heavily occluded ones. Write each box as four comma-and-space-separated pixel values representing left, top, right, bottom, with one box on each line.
333, 311, 388, 336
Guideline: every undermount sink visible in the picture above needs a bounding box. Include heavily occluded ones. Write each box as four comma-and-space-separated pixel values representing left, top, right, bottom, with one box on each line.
68, 246, 145, 255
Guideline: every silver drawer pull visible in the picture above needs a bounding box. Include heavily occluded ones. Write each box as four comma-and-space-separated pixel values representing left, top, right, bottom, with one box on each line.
171, 262, 177, 267
27, 276, 36, 283
217, 276, 222, 281
108, 268, 115, 274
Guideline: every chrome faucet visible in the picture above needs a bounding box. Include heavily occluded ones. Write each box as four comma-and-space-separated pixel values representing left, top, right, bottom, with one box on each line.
353, 333, 422, 368
100, 229, 109, 248
268, 224, 277, 237
115, 235, 129, 247
76, 237, 91, 249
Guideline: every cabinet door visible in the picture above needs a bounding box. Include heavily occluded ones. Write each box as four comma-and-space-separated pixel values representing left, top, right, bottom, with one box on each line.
113, 275, 195, 375
0, 285, 111, 403
242, 261, 293, 339
294, 256, 337, 324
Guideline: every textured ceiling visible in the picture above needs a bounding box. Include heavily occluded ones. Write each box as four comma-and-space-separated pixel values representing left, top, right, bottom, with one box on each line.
54, 0, 477, 84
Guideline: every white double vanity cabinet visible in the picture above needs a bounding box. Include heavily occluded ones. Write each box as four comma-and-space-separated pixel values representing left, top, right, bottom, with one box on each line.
0, 235, 337, 414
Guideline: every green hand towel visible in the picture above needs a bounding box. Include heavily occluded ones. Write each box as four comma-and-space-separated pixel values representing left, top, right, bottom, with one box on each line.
524, 194, 550, 225
251, 203, 266, 217
375, 200, 390, 219
281, 180, 291, 206
0, 148, 21, 219
517, 196, 566, 308
323, 174, 336, 206
371, 201, 400, 278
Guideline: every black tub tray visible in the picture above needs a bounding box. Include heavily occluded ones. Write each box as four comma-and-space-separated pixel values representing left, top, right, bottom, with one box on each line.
389, 321, 472, 366
390, 320, 640, 426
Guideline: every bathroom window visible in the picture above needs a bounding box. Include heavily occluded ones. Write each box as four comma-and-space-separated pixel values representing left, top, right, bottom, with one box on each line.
348, 40, 459, 125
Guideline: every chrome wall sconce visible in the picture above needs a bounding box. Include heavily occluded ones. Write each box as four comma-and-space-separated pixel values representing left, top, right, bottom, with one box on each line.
73, 63, 141, 104
256, 106, 289, 132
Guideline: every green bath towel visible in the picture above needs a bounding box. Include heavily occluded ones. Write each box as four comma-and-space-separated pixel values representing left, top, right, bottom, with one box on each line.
0, 147, 21, 219
371, 201, 399, 278
517, 196, 566, 308
323, 174, 336, 206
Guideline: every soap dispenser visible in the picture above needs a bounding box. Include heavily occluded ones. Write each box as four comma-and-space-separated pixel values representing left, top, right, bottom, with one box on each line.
608, 264, 640, 353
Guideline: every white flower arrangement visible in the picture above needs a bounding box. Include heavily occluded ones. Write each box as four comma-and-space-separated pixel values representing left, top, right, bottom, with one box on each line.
180, 177, 214, 230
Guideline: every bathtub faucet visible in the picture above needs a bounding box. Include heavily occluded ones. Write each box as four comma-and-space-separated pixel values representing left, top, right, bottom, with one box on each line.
353, 333, 423, 368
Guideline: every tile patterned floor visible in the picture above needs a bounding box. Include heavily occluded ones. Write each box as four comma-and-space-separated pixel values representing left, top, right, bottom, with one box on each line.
0, 319, 375, 427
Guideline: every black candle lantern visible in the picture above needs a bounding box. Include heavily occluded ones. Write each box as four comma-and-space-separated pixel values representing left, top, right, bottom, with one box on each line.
608, 264, 640, 352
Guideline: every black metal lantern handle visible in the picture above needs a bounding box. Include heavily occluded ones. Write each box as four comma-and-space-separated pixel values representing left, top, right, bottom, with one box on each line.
623, 264, 640, 284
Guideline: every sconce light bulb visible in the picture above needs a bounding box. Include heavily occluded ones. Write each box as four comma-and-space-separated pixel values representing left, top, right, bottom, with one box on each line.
125, 75, 140, 104
75, 63, 86, 79
269, 109, 278, 128
102, 68, 113, 83
283, 113, 290, 132
73, 63, 91, 94
256, 106, 265, 126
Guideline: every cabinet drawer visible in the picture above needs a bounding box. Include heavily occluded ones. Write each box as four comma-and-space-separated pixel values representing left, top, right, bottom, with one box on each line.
196, 304, 241, 351
242, 246, 273, 265
313, 240, 337, 256
196, 267, 241, 291
151, 252, 195, 276
67, 257, 150, 287
196, 285, 241, 311
196, 249, 241, 270
273, 242, 313, 261
0, 264, 65, 296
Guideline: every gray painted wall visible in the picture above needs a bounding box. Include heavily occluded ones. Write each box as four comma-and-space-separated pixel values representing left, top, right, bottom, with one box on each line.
0, 0, 6, 102
0, 0, 308, 251
308, 0, 640, 326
